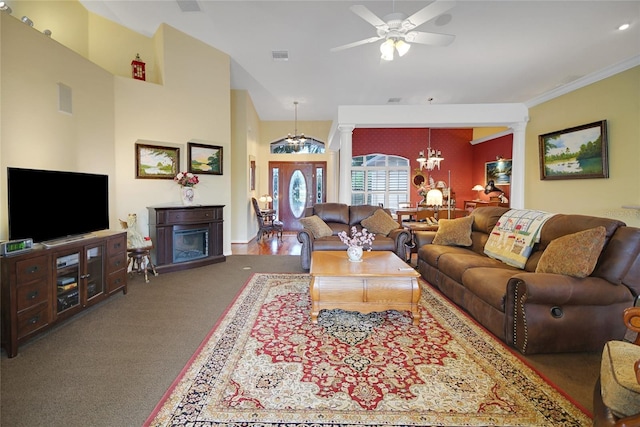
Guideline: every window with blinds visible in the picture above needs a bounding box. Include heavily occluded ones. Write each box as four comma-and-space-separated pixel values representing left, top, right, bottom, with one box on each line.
351, 154, 410, 210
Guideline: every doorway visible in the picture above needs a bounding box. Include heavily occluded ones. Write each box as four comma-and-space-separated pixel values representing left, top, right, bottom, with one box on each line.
269, 161, 326, 231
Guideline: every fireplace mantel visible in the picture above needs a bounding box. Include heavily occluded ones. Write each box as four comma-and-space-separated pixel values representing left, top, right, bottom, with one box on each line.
147, 205, 225, 273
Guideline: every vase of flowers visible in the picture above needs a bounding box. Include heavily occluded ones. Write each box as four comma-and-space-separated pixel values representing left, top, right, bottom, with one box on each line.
174, 172, 199, 206
338, 226, 375, 262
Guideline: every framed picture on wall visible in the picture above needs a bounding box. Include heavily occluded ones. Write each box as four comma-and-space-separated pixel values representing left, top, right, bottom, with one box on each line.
135, 143, 179, 179
188, 142, 223, 175
538, 120, 608, 180
485, 159, 512, 186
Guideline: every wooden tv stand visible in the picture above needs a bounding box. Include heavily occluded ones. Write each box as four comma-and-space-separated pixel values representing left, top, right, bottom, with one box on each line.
0, 230, 127, 358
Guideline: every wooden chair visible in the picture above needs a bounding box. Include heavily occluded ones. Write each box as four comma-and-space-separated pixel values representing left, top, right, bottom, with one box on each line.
251, 197, 283, 242
594, 306, 640, 427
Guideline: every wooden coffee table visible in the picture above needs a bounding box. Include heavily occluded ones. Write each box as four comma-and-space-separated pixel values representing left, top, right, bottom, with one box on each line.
309, 251, 421, 325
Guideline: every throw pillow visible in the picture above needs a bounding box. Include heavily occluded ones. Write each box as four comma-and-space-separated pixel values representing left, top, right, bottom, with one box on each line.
535, 226, 606, 278
361, 209, 399, 236
299, 215, 333, 238
432, 215, 474, 247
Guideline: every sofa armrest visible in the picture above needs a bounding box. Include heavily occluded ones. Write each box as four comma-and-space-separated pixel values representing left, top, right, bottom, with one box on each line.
414, 230, 437, 248
505, 273, 634, 354
297, 229, 314, 270
388, 228, 411, 260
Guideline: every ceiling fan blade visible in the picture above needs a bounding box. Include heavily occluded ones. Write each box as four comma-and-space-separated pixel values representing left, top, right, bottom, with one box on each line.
403, 0, 456, 30
350, 5, 388, 29
330, 36, 383, 52
406, 31, 456, 47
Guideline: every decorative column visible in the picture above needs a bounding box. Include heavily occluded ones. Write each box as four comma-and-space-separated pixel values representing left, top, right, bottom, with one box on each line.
338, 124, 355, 205
510, 121, 527, 209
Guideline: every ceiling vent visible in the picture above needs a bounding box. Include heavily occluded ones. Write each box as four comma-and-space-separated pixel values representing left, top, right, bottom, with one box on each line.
387, 97, 402, 104
272, 51, 289, 61
176, 0, 201, 12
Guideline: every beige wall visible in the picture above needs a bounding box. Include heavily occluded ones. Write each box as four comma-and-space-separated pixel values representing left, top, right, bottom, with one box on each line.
231, 90, 262, 243
1, 12, 115, 238
525, 66, 640, 227
1, 10, 233, 254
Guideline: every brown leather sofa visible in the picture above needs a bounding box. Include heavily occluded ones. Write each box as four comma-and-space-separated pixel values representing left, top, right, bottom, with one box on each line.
297, 203, 411, 270
415, 206, 640, 354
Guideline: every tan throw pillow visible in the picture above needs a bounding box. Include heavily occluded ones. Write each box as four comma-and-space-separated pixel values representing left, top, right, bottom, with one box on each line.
432, 215, 474, 247
535, 226, 606, 278
299, 215, 333, 238
361, 209, 399, 236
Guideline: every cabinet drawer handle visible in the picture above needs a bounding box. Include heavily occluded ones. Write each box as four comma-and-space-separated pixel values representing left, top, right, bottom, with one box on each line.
114, 260, 122, 267
27, 290, 39, 300
29, 315, 40, 325
26, 266, 39, 274
114, 242, 122, 249
80, 274, 90, 279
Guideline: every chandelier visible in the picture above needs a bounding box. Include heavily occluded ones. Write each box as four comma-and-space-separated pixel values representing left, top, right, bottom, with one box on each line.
285, 101, 306, 147
416, 129, 444, 171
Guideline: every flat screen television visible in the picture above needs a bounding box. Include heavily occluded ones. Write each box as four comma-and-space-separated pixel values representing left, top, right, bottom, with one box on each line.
7, 167, 109, 244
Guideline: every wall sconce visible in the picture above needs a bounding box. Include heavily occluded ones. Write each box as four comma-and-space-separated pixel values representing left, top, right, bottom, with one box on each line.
472, 184, 484, 200
0, 2, 12, 14
21, 16, 33, 26
258, 194, 273, 210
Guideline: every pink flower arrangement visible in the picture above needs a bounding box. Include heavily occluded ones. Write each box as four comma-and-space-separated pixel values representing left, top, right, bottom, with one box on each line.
174, 172, 199, 187
338, 226, 375, 250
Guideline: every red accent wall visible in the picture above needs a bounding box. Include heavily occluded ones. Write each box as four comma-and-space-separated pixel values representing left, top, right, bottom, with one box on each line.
352, 128, 512, 206
470, 134, 513, 202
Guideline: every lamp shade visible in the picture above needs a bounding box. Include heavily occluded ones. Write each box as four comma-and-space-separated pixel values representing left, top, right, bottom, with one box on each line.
472, 184, 484, 191
426, 189, 443, 207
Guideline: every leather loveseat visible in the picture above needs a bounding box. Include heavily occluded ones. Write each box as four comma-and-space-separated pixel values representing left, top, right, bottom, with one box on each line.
415, 206, 640, 354
297, 203, 411, 270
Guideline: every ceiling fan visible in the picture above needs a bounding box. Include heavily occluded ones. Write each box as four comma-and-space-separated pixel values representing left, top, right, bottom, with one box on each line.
331, 0, 457, 60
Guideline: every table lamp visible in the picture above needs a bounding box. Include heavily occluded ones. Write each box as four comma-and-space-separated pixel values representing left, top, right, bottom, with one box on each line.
472, 184, 484, 200
259, 194, 273, 209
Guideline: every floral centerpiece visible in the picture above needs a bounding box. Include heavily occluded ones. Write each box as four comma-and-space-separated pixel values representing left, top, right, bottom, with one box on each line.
338, 226, 375, 262
174, 172, 199, 206
174, 171, 199, 187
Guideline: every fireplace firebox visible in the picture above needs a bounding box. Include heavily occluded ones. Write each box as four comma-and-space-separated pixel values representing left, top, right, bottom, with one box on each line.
173, 227, 208, 263
148, 205, 225, 273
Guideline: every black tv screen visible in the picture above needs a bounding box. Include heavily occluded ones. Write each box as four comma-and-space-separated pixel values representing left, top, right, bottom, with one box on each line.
7, 167, 109, 243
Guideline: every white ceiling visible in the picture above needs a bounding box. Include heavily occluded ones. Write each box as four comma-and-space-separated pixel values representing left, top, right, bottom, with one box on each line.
79, 1, 640, 122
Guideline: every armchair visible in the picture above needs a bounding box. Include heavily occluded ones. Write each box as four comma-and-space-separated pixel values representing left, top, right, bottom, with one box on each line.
594, 306, 640, 427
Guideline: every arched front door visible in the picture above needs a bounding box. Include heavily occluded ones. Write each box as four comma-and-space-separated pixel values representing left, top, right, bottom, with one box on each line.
269, 161, 326, 231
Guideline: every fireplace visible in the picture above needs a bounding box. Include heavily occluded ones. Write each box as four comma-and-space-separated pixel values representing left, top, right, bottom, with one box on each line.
147, 205, 225, 273
173, 227, 208, 263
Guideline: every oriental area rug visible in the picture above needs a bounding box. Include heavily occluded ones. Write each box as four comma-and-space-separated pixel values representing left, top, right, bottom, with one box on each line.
145, 273, 591, 426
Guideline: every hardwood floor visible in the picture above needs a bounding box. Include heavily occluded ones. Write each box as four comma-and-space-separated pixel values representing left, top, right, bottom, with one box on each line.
232, 232, 302, 255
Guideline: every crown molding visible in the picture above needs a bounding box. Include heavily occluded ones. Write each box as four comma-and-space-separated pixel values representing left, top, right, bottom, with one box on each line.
525, 55, 640, 108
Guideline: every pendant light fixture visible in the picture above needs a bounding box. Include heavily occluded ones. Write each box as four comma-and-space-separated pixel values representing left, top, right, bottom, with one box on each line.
417, 128, 444, 170
285, 101, 306, 149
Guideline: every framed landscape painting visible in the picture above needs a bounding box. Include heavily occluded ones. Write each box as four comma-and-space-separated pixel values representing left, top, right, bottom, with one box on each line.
485, 159, 512, 186
188, 142, 223, 175
135, 143, 179, 179
538, 120, 608, 180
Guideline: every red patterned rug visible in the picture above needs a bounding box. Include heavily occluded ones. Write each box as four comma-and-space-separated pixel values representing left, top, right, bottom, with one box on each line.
145, 273, 591, 426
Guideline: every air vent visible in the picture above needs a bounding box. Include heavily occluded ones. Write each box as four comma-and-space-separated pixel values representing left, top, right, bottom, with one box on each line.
387, 97, 402, 103
272, 51, 289, 61
176, 0, 201, 12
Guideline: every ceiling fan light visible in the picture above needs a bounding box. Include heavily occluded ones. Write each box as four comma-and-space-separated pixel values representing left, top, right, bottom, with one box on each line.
395, 40, 410, 56
380, 39, 395, 56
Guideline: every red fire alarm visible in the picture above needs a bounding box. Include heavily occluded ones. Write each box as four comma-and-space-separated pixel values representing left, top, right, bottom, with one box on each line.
131, 53, 146, 81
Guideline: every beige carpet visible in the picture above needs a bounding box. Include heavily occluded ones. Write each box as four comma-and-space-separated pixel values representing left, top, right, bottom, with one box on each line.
146, 273, 591, 426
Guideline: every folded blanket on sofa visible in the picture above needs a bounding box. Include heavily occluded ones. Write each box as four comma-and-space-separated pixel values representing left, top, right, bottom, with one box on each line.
484, 209, 555, 268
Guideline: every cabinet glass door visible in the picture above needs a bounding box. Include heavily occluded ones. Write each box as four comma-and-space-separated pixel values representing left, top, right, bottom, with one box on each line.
84, 244, 104, 304
56, 251, 80, 314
